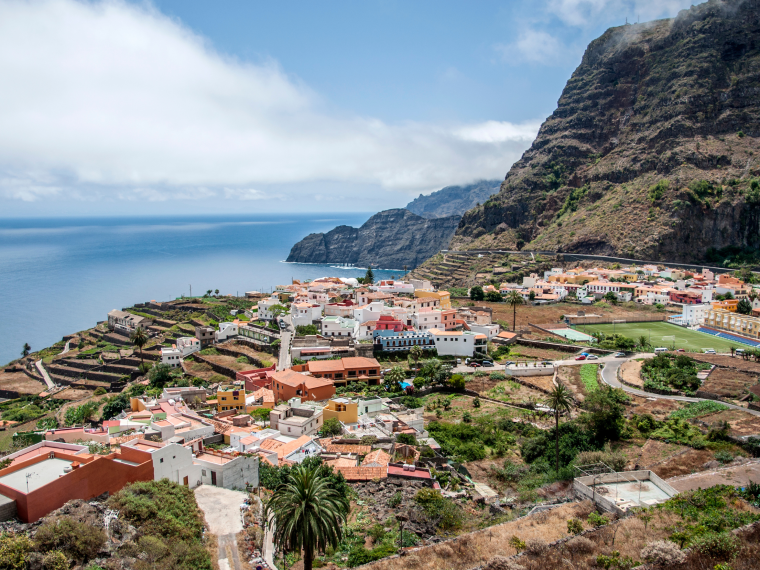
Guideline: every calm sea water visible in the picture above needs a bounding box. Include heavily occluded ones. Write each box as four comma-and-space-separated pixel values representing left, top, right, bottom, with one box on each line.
0, 214, 399, 367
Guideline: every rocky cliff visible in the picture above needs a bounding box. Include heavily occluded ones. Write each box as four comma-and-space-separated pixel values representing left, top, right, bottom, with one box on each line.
406, 180, 501, 218
452, 0, 760, 265
286, 209, 460, 269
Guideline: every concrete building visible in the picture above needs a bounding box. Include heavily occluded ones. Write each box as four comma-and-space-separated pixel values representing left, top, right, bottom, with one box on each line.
322, 398, 358, 424
193, 449, 259, 489
705, 309, 760, 339
217, 385, 246, 413
257, 296, 283, 320
161, 347, 183, 368
271, 369, 335, 403
215, 322, 239, 342
293, 357, 382, 387
269, 399, 325, 437
291, 302, 322, 327
414, 289, 451, 309
321, 316, 359, 338
176, 337, 201, 357
429, 328, 487, 357
372, 329, 434, 352
122, 439, 202, 488
195, 326, 215, 348
107, 310, 153, 334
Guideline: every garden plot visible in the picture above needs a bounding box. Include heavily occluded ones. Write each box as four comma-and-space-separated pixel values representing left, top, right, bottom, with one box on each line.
698, 409, 760, 437
701, 367, 759, 399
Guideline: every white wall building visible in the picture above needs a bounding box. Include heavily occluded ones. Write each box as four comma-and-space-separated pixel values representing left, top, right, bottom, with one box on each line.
122, 439, 202, 488
257, 296, 282, 320
353, 301, 386, 324
429, 328, 487, 357
469, 323, 500, 340
161, 347, 183, 368
195, 451, 259, 489
269, 399, 325, 437
176, 337, 201, 357
215, 322, 239, 342
412, 309, 442, 331
291, 303, 322, 327
321, 316, 359, 338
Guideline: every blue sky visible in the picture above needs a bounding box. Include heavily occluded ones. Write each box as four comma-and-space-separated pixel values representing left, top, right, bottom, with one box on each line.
0, 0, 697, 216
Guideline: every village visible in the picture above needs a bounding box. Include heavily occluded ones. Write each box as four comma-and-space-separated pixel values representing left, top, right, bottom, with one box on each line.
1, 260, 760, 569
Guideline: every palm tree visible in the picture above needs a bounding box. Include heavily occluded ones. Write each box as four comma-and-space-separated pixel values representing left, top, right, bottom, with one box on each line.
265, 464, 348, 570
504, 290, 524, 332
21, 343, 31, 358
543, 382, 573, 475
130, 327, 148, 365
385, 366, 406, 390
205, 289, 212, 297
409, 345, 423, 364
214, 289, 220, 296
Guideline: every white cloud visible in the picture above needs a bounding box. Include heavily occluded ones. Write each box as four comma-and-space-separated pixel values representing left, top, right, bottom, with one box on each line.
495, 30, 566, 65
547, 0, 696, 27
0, 0, 539, 204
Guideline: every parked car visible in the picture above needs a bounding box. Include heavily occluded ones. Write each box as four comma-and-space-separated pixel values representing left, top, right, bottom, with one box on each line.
504, 361, 516, 366
580, 352, 590, 357
456, 358, 462, 364
736, 349, 746, 356
613, 352, 626, 358
587, 355, 599, 360
575, 355, 587, 361
703, 349, 716, 354
676, 348, 685, 353
470, 362, 481, 368
482, 361, 494, 367
654, 348, 669, 354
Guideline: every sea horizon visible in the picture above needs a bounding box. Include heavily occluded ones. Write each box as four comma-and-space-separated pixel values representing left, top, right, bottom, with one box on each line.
0, 213, 400, 367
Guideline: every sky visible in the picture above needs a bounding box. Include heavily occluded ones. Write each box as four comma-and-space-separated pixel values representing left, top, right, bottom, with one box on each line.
0, 0, 699, 217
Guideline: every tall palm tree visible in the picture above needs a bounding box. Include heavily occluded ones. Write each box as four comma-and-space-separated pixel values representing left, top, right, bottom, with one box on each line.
409, 345, 423, 364
504, 290, 524, 332
21, 343, 31, 358
385, 366, 406, 391
130, 327, 148, 365
265, 464, 348, 570
543, 382, 573, 475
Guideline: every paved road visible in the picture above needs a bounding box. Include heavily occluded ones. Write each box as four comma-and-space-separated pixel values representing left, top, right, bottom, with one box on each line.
35, 360, 55, 390
194, 486, 247, 570
277, 315, 292, 371
59, 340, 71, 355
600, 358, 760, 417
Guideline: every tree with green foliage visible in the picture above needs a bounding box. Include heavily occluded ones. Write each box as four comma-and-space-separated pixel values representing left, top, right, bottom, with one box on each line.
396, 432, 417, 446
582, 385, 627, 444
449, 374, 465, 390
504, 290, 524, 331
409, 344, 423, 364
603, 291, 618, 304
737, 298, 753, 315
148, 363, 173, 388
485, 291, 502, 302
544, 382, 574, 474
296, 324, 319, 336
270, 304, 290, 319
469, 286, 484, 301
21, 342, 31, 358
412, 376, 426, 390
101, 393, 130, 420
363, 267, 375, 285
265, 463, 349, 570
320, 417, 342, 437
130, 327, 149, 365
384, 366, 406, 391
251, 407, 271, 426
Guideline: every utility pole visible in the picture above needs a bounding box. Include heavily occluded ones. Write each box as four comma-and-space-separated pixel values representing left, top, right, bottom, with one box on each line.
190, 285, 192, 298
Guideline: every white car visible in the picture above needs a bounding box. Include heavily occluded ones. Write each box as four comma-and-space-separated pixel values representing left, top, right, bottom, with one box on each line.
587, 355, 599, 360
703, 349, 716, 354
613, 352, 626, 358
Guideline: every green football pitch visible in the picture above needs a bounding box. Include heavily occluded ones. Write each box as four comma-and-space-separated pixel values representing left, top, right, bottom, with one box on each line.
575, 321, 738, 352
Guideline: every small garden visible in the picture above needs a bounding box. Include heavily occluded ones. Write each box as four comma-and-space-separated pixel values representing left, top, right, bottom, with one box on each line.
641, 354, 709, 395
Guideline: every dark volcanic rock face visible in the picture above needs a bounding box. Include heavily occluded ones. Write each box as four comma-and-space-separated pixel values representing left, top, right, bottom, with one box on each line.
452, 0, 760, 262
286, 209, 460, 269
406, 180, 501, 219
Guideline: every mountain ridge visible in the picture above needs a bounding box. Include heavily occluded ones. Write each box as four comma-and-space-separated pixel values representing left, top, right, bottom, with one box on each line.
406, 180, 501, 219
452, 0, 760, 264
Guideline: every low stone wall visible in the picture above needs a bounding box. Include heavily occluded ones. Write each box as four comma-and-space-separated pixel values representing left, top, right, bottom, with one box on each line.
412, 387, 549, 414
214, 343, 270, 369
749, 402, 760, 412
189, 353, 237, 380
516, 338, 612, 355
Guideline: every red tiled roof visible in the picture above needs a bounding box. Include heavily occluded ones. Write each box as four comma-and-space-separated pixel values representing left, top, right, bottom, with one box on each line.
323, 443, 371, 454
387, 464, 431, 479
334, 466, 387, 481
362, 449, 391, 467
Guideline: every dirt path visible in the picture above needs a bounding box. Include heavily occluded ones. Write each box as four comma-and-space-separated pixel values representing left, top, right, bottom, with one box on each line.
195, 485, 247, 570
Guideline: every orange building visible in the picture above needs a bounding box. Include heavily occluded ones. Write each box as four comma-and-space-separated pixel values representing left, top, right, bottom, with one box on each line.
270, 369, 335, 403
0, 442, 153, 522
293, 357, 382, 387
712, 299, 739, 312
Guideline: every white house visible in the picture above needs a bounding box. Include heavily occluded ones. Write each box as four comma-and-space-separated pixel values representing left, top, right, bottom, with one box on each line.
194, 450, 259, 489
321, 316, 359, 338
429, 328, 487, 357
229, 428, 280, 453
257, 296, 282, 320
370, 281, 415, 295
681, 304, 709, 326
122, 439, 202, 488
412, 308, 442, 331
269, 399, 325, 437
161, 347, 183, 368
469, 323, 500, 340
215, 322, 239, 342
107, 310, 152, 334
176, 337, 201, 357
291, 303, 322, 328
353, 301, 386, 324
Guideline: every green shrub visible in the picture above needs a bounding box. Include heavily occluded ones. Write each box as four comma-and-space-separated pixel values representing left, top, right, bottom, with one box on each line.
34, 518, 105, 562
567, 518, 583, 534
388, 491, 402, 508
489, 372, 506, 381
347, 543, 396, 567
714, 450, 734, 464
670, 401, 729, 420
41, 550, 69, 570
588, 512, 610, 527
413, 488, 463, 530
648, 180, 669, 203
93, 387, 107, 396
691, 531, 740, 560
235, 355, 249, 364
579, 364, 599, 393
0, 532, 33, 570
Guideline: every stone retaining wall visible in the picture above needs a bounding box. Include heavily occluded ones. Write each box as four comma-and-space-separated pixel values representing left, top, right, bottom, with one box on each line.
189, 353, 237, 380
214, 343, 269, 369
516, 338, 612, 355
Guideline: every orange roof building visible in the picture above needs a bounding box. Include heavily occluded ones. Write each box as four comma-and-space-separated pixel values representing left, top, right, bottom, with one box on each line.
270, 369, 335, 403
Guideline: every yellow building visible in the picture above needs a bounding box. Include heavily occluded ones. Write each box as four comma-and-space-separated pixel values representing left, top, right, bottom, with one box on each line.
217, 386, 246, 413
712, 300, 739, 312
322, 398, 358, 424
705, 309, 760, 339
415, 289, 451, 310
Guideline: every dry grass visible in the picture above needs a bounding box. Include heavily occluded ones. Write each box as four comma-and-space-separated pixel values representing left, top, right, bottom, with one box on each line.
360, 502, 594, 570
557, 365, 585, 402
699, 409, 760, 437
701, 367, 759, 399
619, 359, 644, 388
0, 370, 46, 395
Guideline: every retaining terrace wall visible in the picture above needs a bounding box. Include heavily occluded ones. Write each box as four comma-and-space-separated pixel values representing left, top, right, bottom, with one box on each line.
187, 353, 237, 380
516, 338, 612, 355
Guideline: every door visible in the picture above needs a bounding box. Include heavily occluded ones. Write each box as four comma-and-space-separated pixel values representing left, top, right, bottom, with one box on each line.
211, 471, 217, 486
183, 476, 189, 486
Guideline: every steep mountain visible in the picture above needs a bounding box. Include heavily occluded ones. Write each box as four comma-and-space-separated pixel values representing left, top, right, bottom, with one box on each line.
452, 0, 760, 264
406, 180, 501, 218
286, 209, 460, 269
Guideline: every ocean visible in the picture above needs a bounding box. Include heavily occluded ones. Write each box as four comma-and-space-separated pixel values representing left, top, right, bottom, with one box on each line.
0, 213, 400, 367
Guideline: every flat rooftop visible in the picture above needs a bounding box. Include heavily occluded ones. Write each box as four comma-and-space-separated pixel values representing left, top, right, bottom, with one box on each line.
593, 480, 671, 507
0, 458, 73, 493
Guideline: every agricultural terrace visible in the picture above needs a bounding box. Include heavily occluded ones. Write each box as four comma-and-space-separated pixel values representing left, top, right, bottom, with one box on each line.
577, 321, 739, 352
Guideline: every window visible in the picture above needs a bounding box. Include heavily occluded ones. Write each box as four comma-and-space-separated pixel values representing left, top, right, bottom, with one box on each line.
202, 469, 206, 476
160, 458, 164, 463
